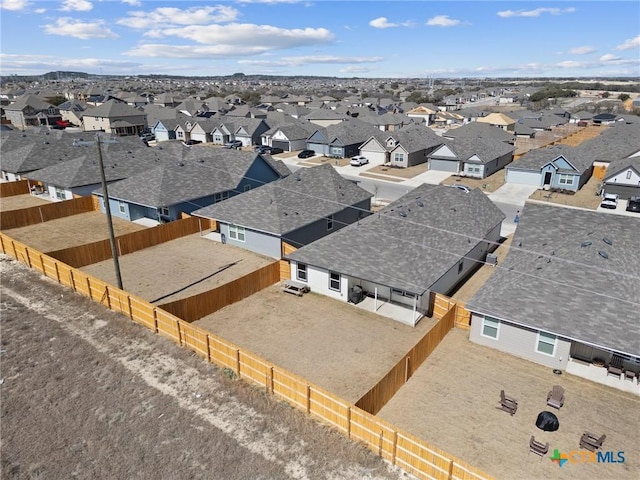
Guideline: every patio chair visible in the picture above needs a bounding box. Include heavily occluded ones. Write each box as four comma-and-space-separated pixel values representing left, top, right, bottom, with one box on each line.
607, 355, 624, 378
546, 385, 565, 409
529, 436, 549, 458
580, 432, 606, 452
499, 389, 518, 416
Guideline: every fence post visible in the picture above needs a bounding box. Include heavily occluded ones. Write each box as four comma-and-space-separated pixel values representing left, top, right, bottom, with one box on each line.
86, 276, 92, 299
127, 296, 134, 321
177, 319, 183, 346
378, 430, 384, 457
405, 356, 410, 383
306, 385, 311, 414
25, 247, 32, 268
0, 234, 5, 254
235, 349, 241, 376
448, 459, 454, 480
54, 262, 60, 283
153, 308, 158, 333
39, 207, 44, 223
347, 406, 351, 439
392, 431, 398, 465
69, 269, 76, 291
40, 254, 46, 275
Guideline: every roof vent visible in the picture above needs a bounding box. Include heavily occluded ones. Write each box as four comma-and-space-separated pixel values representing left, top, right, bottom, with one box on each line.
399, 211, 407, 217
598, 250, 609, 259
198, 159, 204, 163
416, 200, 424, 207
44, 141, 49, 144
581, 241, 592, 247
177, 162, 184, 166
602, 237, 612, 246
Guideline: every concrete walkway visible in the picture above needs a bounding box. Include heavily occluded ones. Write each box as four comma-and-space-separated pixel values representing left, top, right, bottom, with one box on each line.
488, 183, 539, 206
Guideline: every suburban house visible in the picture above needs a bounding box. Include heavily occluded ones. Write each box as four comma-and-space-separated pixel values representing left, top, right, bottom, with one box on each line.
153, 118, 183, 142
428, 136, 515, 178
57, 100, 89, 127
192, 163, 372, 259
504, 144, 593, 191
405, 105, 438, 125
476, 112, 516, 131
286, 184, 505, 326
82, 99, 148, 136
191, 117, 269, 146
261, 121, 317, 152
3, 95, 62, 129
304, 109, 350, 127
93, 149, 290, 224
468, 203, 639, 394
602, 156, 640, 199
443, 122, 516, 144
307, 119, 381, 158
359, 125, 443, 167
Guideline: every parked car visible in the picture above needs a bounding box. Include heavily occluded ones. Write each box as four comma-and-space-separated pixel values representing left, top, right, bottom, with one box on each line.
260, 147, 284, 155
450, 184, 471, 193
626, 196, 640, 213
350, 155, 369, 166
600, 193, 619, 209
297, 149, 315, 159
223, 140, 243, 149
140, 132, 155, 141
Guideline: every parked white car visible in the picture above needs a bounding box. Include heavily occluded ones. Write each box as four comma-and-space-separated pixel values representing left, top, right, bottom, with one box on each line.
350, 155, 369, 166
600, 193, 619, 209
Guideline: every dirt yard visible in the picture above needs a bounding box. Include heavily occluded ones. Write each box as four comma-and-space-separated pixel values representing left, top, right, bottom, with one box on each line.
0, 257, 408, 480
301, 156, 352, 167
378, 329, 640, 480
0, 194, 50, 211
81, 234, 274, 304
441, 169, 506, 193
367, 163, 429, 179
3, 211, 146, 253
194, 285, 436, 403
528, 175, 602, 210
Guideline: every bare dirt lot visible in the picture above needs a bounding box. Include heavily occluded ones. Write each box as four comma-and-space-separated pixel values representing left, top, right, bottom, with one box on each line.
378, 329, 640, 480
80, 234, 274, 304
0, 257, 408, 480
366, 163, 429, 179
0, 194, 50, 212
3, 211, 146, 253
528, 175, 602, 210
195, 285, 436, 402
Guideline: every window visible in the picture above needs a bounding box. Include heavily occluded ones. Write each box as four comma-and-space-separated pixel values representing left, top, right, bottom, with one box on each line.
482, 316, 499, 339
118, 201, 126, 214
244, 184, 251, 192
467, 165, 481, 173
329, 271, 340, 291
327, 215, 333, 231
627, 170, 632, 180
159, 207, 169, 217
296, 263, 307, 281
55, 187, 66, 200
394, 152, 404, 163
228, 224, 245, 242
558, 174, 574, 185
536, 331, 557, 356
214, 191, 229, 203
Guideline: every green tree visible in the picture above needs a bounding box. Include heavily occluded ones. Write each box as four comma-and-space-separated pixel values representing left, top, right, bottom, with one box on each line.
618, 93, 630, 101
601, 91, 610, 98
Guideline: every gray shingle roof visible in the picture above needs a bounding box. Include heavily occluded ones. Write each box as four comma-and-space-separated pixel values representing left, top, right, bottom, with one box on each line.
192, 163, 372, 235
85, 99, 143, 118
433, 136, 514, 165
288, 184, 505, 294
444, 122, 516, 143
468, 203, 640, 356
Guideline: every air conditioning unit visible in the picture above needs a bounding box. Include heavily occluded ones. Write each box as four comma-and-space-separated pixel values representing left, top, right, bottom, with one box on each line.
485, 253, 498, 266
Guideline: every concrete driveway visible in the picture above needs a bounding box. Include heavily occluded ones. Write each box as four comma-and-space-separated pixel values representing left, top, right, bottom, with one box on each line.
404, 169, 453, 187
488, 183, 539, 206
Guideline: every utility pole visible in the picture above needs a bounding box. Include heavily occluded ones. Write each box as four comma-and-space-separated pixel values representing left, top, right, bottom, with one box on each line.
95, 134, 124, 289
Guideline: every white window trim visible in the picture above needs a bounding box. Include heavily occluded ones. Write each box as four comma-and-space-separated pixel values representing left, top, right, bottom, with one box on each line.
296, 263, 307, 282
118, 201, 126, 214
228, 224, 245, 242
329, 271, 340, 292
481, 316, 500, 340
327, 215, 333, 231
536, 331, 557, 356
558, 173, 574, 185
159, 207, 169, 216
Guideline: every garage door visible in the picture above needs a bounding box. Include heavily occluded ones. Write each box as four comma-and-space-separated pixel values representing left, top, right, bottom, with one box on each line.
361, 150, 387, 165
429, 158, 458, 173
271, 140, 290, 151
308, 143, 329, 156
506, 169, 541, 186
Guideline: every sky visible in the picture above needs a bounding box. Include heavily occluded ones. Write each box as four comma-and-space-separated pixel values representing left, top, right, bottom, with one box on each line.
0, 0, 639, 78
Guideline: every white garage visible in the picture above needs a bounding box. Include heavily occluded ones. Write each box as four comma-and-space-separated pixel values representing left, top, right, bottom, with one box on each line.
428, 158, 459, 173
505, 168, 542, 186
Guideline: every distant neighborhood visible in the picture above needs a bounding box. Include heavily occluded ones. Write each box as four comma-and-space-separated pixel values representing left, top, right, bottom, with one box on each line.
1, 73, 639, 480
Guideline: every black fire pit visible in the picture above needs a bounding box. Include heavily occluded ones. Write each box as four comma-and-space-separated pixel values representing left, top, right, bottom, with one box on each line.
536, 411, 559, 432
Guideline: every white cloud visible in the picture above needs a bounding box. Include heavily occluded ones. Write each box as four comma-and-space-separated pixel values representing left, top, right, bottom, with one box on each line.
567, 46, 595, 55
426, 15, 461, 27
600, 54, 621, 62
615, 35, 640, 50
34, 7, 45, 13
339, 66, 372, 74
0, 0, 29, 10
125, 43, 270, 58
0, 53, 142, 74
239, 55, 383, 67
369, 17, 396, 29
497, 7, 575, 18
121, 0, 141, 6
60, 0, 93, 12
117, 6, 239, 29
237, 0, 302, 3
556, 60, 582, 69
43, 18, 117, 39
140, 23, 334, 48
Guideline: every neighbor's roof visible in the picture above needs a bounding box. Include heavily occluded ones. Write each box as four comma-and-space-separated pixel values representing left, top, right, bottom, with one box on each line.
476, 112, 516, 126
288, 184, 505, 295
85, 99, 143, 118
468, 203, 640, 357
443, 122, 516, 143
192, 163, 372, 235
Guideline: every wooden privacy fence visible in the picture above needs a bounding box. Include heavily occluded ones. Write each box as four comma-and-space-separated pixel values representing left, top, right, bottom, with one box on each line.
432, 292, 472, 330
0, 196, 95, 230
279, 241, 297, 281
158, 262, 281, 322
0, 232, 492, 480
355, 305, 455, 415
0, 179, 30, 197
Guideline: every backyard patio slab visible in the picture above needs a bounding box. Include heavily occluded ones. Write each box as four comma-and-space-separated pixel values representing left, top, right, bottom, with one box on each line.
378, 328, 640, 480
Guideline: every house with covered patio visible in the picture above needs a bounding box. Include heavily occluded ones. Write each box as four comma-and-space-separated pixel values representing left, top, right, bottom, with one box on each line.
467, 203, 640, 394
286, 184, 505, 326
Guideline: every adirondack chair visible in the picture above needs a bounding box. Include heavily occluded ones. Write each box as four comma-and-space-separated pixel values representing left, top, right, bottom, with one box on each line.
529, 436, 549, 458
580, 432, 606, 452
499, 389, 518, 415
546, 385, 565, 409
